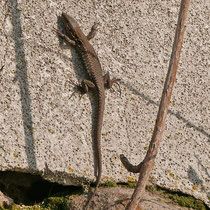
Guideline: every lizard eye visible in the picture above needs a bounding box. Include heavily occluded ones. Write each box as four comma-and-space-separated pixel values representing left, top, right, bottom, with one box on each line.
77, 39, 83, 47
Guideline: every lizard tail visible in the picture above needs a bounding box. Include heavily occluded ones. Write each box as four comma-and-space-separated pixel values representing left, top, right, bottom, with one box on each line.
85, 93, 104, 209
85, 170, 101, 210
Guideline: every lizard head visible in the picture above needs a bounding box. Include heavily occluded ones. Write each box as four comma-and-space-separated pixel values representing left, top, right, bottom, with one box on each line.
61, 13, 85, 45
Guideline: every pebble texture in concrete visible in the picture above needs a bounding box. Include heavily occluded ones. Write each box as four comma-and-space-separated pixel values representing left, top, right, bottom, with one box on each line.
0, 0, 209, 207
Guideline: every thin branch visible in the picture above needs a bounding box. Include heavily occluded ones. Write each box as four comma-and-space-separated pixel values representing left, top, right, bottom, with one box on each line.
120, 1, 191, 209
120, 154, 142, 173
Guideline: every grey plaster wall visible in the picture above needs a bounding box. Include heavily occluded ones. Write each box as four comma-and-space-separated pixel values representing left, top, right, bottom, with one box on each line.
0, 0, 209, 207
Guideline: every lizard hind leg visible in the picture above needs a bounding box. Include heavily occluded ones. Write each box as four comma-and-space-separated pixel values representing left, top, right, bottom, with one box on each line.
103, 72, 121, 96
69, 79, 95, 100
79, 79, 96, 94
103, 72, 120, 89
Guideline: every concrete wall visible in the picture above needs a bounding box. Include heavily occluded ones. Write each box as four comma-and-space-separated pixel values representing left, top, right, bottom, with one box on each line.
0, 0, 209, 207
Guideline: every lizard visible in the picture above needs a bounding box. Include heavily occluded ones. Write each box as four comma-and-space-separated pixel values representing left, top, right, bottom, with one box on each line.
55, 13, 119, 209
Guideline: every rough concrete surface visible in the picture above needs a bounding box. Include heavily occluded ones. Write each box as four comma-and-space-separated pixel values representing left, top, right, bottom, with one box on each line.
0, 0, 209, 207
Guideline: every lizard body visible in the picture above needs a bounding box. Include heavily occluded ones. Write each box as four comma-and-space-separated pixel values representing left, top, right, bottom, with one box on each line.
56, 13, 118, 209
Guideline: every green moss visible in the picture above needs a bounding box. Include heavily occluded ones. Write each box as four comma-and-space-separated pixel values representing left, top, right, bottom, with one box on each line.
39, 187, 83, 210
146, 185, 158, 192
171, 195, 206, 210
116, 182, 136, 188
146, 185, 207, 210
194, 200, 207, 210
101, 181, 117, 187
10, 205, 42, 210
176, 195, 195, 208
127, 182, 136, 188
41, 196, 68, 210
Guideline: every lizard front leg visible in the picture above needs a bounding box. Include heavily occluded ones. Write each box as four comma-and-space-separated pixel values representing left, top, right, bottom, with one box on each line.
55, 28, 76, 45
86, 22, 98, 40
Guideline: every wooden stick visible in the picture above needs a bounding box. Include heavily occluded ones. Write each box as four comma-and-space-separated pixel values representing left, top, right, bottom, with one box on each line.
121, 1, 191, 209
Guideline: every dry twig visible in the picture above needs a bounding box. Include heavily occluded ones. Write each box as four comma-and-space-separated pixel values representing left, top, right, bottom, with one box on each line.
120, 1, 191, 209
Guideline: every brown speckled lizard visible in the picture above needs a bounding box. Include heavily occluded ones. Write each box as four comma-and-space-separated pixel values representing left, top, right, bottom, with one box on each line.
56, 13, 119, 209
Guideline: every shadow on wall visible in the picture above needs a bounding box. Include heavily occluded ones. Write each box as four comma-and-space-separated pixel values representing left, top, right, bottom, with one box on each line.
9, 0, 37, 169
188, 155, 210, 199
122, 81, 210, 142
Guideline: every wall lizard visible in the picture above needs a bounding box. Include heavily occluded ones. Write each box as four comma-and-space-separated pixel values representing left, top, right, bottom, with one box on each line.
56, 13, 119, 209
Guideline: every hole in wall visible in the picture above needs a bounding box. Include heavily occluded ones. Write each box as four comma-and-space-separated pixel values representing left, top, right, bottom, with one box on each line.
0, 171, 82, 205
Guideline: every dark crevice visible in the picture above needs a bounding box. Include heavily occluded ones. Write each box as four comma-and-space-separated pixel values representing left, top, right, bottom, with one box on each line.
0, 171, 82, 205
